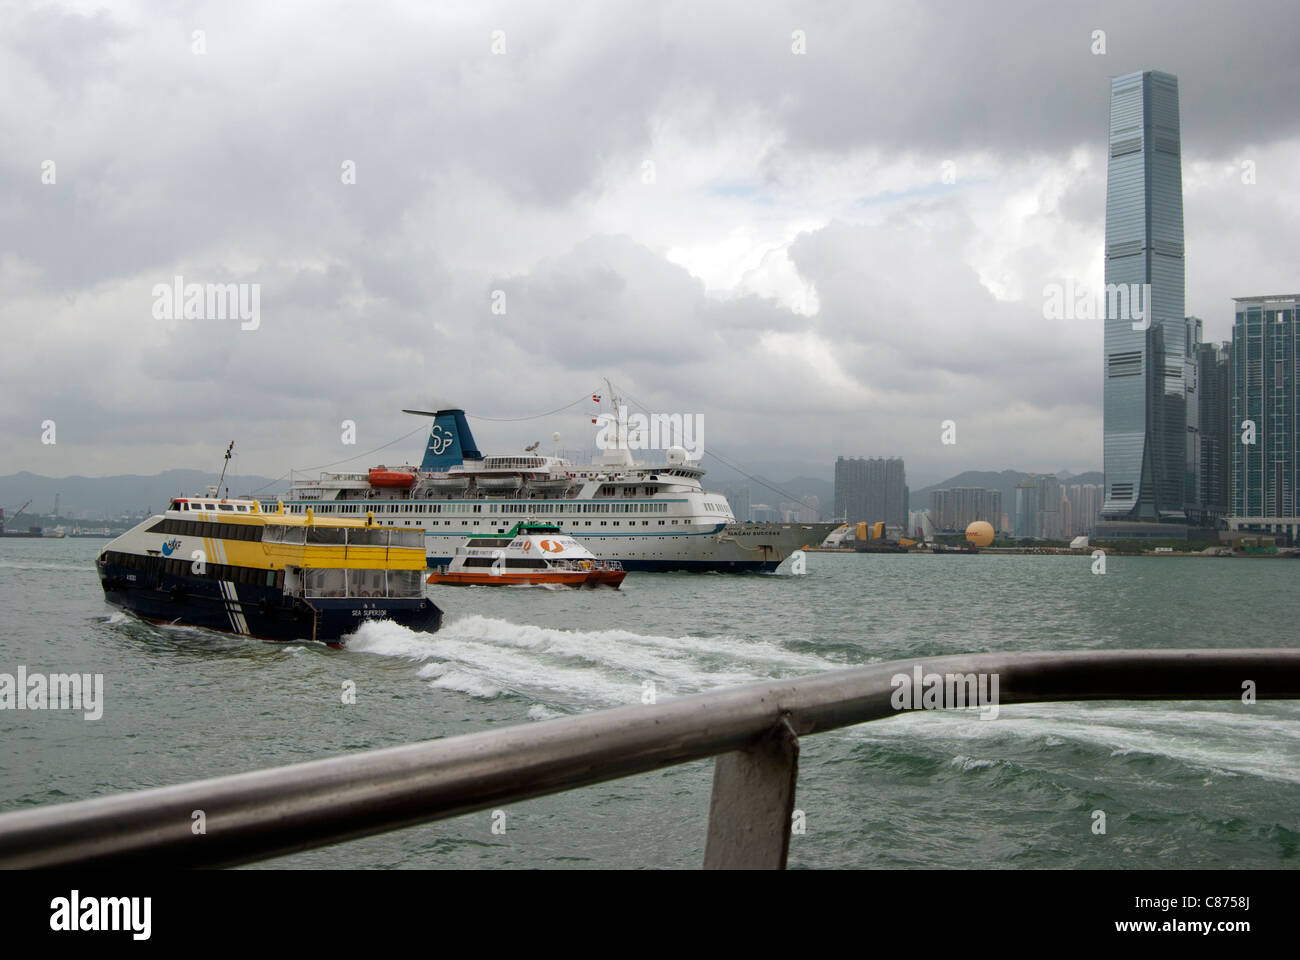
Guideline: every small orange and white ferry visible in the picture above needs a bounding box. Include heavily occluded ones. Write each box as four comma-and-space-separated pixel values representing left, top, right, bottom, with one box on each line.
426, 521, 626, 588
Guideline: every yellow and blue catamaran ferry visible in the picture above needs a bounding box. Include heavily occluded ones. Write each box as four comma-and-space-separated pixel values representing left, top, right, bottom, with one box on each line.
97, 495, 442, 643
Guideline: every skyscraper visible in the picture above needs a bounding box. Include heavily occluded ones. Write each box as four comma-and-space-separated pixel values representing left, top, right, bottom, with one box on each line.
1013, 475, 1063, 539
1014, 481, 1036, 539
834, 456, 905, 527
1065, 483, 1104, 536
1229, 296, 1300, 545
929, 487, 1001, 532
1100, 70, 1189, 532
1184, 316, 1203, 516
1196, 339, 1232, 520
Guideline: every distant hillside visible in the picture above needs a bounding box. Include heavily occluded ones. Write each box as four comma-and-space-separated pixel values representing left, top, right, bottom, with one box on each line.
0, 470, 281, 519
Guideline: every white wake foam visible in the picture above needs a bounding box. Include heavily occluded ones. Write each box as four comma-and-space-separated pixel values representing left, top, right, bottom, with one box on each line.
343, 614, 839, 708
845, 703, 1300, 785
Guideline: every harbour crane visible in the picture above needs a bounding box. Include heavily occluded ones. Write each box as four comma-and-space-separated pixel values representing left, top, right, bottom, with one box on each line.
1, 500, 32, 535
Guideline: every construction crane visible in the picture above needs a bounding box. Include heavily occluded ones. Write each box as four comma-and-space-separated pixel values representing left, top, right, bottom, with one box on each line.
1, 500, 32, 536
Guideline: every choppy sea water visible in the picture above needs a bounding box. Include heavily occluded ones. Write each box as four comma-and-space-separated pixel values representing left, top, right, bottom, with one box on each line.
1, 538, 1297, 869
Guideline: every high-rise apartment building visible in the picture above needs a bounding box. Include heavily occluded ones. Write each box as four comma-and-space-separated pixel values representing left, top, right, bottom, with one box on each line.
1229, 296, 1300, 544
1014, 481, 1036, 539
929, 487, 1002, 532
1100, 70, 1189, 529
834, 456, 906, 527
1184, 316, 1203, 515
1196, 340, 1233, 520
1064, 483, 1104, 536
723, 486, 752, 523
1014, 475, 1063, 539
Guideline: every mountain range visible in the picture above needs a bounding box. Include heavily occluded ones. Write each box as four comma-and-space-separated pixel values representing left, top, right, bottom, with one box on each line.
0, 471, 280, 519
0, 466, 1102, 521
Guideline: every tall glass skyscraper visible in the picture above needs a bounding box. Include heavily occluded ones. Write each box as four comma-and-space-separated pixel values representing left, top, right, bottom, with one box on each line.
1101, 70, 1188, 524
1230, 295, 1300, 544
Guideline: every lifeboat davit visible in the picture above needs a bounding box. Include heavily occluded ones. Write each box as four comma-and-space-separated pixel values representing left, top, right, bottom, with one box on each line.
368, 467, 416, 488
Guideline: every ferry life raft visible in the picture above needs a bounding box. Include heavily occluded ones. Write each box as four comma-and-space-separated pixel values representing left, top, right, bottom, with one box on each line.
97, 497, 442, 644
426, 521, 626, 588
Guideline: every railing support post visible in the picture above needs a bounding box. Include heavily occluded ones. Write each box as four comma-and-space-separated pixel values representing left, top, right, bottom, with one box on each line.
703, 715, 799, 870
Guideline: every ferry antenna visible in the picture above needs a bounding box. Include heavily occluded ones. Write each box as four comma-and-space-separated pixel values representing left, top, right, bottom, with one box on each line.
216, 441, 235, 497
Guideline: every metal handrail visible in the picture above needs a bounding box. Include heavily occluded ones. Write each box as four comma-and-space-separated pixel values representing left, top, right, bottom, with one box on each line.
0, 649, 1296, 869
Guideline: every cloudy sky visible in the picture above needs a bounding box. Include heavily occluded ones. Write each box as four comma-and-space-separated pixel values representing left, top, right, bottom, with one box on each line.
3, 0, 1298, 490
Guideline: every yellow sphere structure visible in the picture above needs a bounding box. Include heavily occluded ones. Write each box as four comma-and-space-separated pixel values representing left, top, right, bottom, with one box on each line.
965, 520, 995, 548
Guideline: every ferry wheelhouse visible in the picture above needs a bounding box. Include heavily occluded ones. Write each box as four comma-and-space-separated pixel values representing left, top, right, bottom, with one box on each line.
97, 496, 442, 643
281, 403, 836, 573
427, 521, 626, 588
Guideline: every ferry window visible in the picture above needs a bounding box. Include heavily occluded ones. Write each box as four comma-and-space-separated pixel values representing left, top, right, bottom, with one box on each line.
349, 528, 388, 547
388, 569, 423, 598
600, 521, 606, 526
349, 568, 387, 597
307, 527, 346, 545
219, 504, 234, 511
304, 569, 347, 597
266, 570, 276, 587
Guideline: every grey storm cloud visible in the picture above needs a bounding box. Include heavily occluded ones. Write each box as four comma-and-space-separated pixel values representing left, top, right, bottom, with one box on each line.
1, 0, 1297, 487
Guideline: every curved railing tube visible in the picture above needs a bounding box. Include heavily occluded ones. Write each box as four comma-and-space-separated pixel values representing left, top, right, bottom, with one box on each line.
0, 649, 1296, 869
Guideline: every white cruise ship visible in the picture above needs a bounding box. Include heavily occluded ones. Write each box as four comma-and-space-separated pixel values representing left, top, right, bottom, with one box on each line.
275, 407, 834, 573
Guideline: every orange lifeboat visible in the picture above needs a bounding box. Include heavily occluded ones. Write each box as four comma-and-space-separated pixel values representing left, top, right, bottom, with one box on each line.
368, 467, 416, 488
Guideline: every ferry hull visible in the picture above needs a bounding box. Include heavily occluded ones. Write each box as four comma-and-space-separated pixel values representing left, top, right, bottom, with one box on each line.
100, 568, 441, 642
424, 522, 837, 573
427, 571, 590, 587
